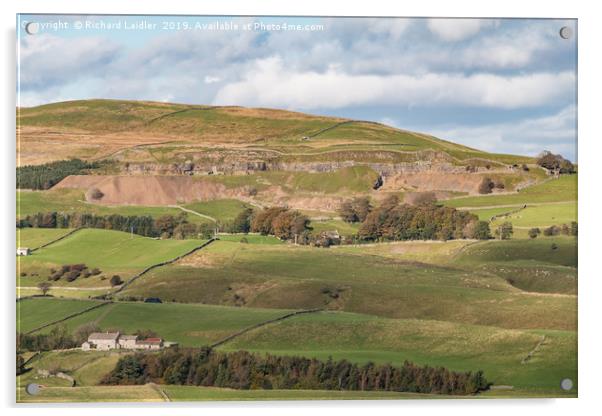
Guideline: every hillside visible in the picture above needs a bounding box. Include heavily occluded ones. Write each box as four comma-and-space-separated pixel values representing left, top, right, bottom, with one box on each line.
17, 99, 546, 212
18, 99, 528, 165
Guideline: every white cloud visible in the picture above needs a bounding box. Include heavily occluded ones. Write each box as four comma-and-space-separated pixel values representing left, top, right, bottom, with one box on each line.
427, 19, 492, 42
423, 106, 577, 160
19, 34, 120, 89
204, 76, 221, 84
213, 56, 575, 110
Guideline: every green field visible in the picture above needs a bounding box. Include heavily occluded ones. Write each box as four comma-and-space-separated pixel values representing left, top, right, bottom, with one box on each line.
17, 228, 74, 249
490, 202, 576, 229
17, 229, 207, 286
183, 199, 250, 222
220, 311, 576, 393
444, 175, 577, 208
27, 299, 294, 346
17, 298, 102, 333
116, 239, 576, 330
309, 219, 360, 236
17, 299, 576, 398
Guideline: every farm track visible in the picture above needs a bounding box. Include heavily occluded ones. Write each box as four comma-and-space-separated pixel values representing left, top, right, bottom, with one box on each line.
169, 205, 217, 223
456, 200, 575, 211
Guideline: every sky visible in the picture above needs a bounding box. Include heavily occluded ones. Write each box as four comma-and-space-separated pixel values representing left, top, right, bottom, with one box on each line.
17, 15, 577, 160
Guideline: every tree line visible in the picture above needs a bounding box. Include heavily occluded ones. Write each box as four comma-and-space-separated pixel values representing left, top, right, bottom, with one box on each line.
100, 347, 490, 395
340, 195, 490, 241
16, 212, 215, 239
17, 159, 100, 190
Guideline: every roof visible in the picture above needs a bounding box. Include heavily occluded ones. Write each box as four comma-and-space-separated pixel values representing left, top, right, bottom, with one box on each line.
88, 332, 119, 341
119, 335, 138, 340
138, 337, 162, 344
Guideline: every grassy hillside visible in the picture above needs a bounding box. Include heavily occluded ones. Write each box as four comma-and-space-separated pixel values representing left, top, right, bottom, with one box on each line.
17, 298, 101, 333
118, 240, 576, 330
26, 299, 293, 346
18, 299, 576, 397
18, 99, 534, 166
17, 228, 73, 249
17, 229, 206, 286
220, 311, 576, 392
445, 175, 577, 208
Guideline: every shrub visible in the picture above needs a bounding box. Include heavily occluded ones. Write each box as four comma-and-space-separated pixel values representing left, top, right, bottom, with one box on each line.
86, 187, 104, 201
110, 275, 123, 286
64, 270, 81, 282
528, 228, 541, 239
495, 222, 513, 240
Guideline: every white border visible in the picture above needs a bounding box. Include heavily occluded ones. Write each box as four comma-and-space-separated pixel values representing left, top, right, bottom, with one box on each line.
2, 1, 600, 415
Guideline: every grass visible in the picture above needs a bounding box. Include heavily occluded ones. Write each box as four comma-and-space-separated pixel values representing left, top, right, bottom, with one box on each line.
287, 166, 379, 194
17, 385, 164, 403
119, 241, 576, 330
444, 175, 577, 208
29, 299, 295, 346
17, 228, 73, 249
17, 297, 102, 333
183, 199, 250, 222
17, 229, 207, 286
217, 234, 283, 244
219, 310, 576, 393
489, 202, 577, 229
309, 219, 360, 236
17, 189, 210, 224
455, 237, 577, 268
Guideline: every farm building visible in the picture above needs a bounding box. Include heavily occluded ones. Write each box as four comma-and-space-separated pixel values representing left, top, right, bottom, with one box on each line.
84, 332, 120, 351
16, 247, 30, 256
82, 332, 165, 351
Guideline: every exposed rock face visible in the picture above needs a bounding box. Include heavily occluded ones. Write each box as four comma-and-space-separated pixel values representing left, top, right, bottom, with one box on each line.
117, 148, 466, 176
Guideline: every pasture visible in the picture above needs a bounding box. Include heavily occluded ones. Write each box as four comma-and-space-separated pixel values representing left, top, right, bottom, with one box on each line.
444, 175, 577, 208
17, 229, 207, 286
17, 297, 102, 333
17, 228, 74, 250
27, 299, 294, 346
489, 202, 576, 229
119, 240, 577, 330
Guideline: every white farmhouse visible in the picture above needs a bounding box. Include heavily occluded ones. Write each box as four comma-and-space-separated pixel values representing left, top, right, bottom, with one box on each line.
86, 332, 120, 350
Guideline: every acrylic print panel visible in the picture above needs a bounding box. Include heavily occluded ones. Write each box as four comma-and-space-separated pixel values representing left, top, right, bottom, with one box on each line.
16, 15, 577, 402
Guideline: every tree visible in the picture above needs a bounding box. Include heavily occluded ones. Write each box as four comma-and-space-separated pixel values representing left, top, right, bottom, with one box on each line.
110, 275, 123, 287
37, 281, 52, 296
495, 222, 513, 240
338, 197, 373, 223
468, 221, 491, 240
231, 208, 254, 233
74, 323, 100, 344
528, 228, 541, 239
